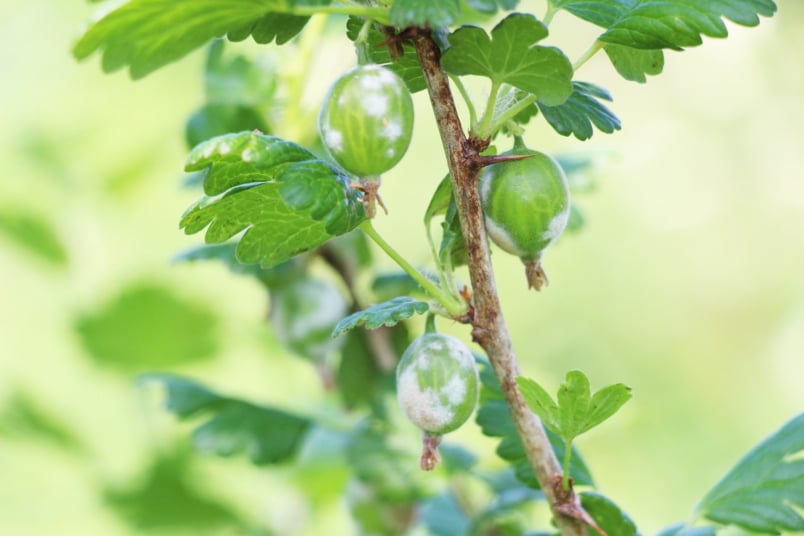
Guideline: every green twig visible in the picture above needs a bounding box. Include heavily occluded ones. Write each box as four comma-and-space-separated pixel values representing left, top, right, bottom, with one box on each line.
449, 75, 478, 131
360, 221, 467, 317
486, 92, 537, 138
473, 80, 502, 139
562, 439, 573, 491
543, 2, 559, 26
573, 40, 604, 72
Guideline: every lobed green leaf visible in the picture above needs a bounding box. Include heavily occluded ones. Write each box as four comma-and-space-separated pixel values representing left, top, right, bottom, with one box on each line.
74, 0, 329, 78
518, 370, 631, 443
389, 0, 460, 28
441, 13, 573, 106
332, 297, 430, 338
180, 132, 366, 268
695, 413, 804, 534
549, 0, 777, 51
538, 81, 621, 140
140, 374, 311, 465
477, 359, 595, 489
603, 43, 664, 83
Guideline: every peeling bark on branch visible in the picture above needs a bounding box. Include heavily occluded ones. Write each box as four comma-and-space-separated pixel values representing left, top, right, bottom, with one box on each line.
412, 30, 589, 536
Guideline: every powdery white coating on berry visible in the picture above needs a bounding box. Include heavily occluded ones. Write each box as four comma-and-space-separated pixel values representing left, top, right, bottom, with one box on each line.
443, 374, 468, 406
397, 367, 455, 433
383, 121, 403, 141
241, 149, 254, 163
321, 125, 344, 153
484, 216, 525, 257
362, 93, 389, 117
542, 208, 570, 243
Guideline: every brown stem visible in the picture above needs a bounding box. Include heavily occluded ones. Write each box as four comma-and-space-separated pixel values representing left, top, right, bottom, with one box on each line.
413, 30, 589, 536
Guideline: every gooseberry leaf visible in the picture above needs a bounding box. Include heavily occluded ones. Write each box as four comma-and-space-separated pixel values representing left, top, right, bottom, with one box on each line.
345, 17, 425, 93
517, 370, 631, 443
538, 81, 621, 140
75, 282, 219, 371
203, 40, 277, 107
603, 43, 664, 83
0, 209, 68, 267
466, 0, 519, 14
580, 492, 640, 536
441, 13, 573, 106
74, 0, 331, 78
180, 132, 366, 268
476, 358, 594, 489
332, 297, 430, 338
549, 0, 777, 50
656, 523, 716, 536
140, 374, 311, 465
389, 0, 460, 28
104, 452, 243, 531
695, 413, 804, 534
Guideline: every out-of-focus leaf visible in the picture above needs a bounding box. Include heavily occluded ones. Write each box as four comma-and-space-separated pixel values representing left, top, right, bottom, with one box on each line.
0, 390, 84, 452
580, 491, 640, 536
75, 282, 219, 371
371, 272, 431, 302
204, 39, 277, 107
695, 413, 804, 534
389, 0, 460, 28
420, 492, 471, 536
140, 374, 311, 465
656, 522, 716, 536
185, 104, 268, 149
0, 209, 68, 267
180, 132, 366, 268
104, 450, 245, 531
465, 0, 519, 14
269, 276, 349, 363
347, 421, 432, 503
332, 297, 430, 338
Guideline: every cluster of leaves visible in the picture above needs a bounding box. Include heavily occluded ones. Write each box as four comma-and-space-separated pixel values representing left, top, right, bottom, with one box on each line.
69, 0, 792, 534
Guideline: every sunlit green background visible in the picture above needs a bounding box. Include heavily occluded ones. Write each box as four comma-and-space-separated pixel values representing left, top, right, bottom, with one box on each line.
1, 1, 802, 534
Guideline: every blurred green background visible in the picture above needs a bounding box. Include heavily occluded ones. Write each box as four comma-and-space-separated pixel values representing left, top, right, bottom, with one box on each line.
1, 1, 802, 534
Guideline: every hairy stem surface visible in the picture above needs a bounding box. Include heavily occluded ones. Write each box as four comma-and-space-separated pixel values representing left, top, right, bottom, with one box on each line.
413, 30, 588, 536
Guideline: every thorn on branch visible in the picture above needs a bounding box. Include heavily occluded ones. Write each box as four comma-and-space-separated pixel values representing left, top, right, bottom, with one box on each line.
476, 151, 538, 169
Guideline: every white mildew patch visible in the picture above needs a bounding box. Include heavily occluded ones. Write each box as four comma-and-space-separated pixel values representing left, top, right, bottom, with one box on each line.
202, 144, 215, 159
359, 69, 385, 91
444, 336, 473, 367
363, 93, 389, 117
442, 373, 468, 406
398, 367, 454, 432
542, 208, 570, 243
383, 120, 403, 141
322, 125, 344, 153
484, 217, 523, 257
241, 149, 254, 163
376, 67, 398, 88
218, 143, 231, 155
385, 148, 395, 158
